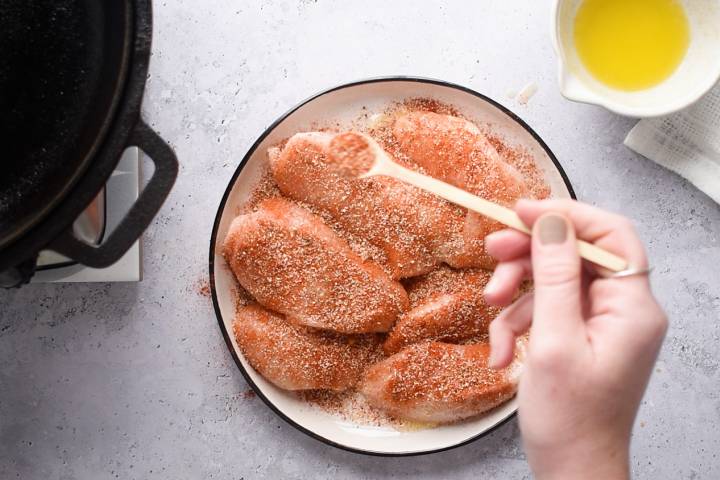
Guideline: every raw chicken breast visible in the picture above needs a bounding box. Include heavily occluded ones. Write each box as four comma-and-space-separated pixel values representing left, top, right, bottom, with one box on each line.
360, 342, 522, 423
384, 267, 501, 354
268, 132, 473, 278
393, 111, 531, 268
234, 304, 382, 391
223, 197, 408, 333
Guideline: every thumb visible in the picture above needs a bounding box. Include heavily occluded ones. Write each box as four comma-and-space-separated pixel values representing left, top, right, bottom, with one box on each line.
531, 213, 584, 340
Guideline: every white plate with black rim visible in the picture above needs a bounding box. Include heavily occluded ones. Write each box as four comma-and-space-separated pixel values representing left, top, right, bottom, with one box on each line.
209, 77, 575, 456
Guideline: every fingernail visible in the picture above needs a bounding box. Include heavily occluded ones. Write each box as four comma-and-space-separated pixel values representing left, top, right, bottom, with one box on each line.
538, 214, 567, 245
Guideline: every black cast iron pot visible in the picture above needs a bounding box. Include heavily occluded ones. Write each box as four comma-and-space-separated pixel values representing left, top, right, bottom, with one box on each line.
0, 0, 178, 287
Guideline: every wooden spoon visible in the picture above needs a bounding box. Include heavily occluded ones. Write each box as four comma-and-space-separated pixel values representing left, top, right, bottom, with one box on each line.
335, 133, 628, 273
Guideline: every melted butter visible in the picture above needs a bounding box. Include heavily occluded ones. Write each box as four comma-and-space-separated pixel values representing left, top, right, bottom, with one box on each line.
395, 420, 438, 432
573, 0, 690, 91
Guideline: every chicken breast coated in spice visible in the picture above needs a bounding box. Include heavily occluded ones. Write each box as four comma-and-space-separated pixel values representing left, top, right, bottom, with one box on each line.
360, 342, 522, 423
222, 197, 408, 333
393, 111, 531, 268
383, 267, 501, 355
268, 132, 475, 279
234, 304, 383, 391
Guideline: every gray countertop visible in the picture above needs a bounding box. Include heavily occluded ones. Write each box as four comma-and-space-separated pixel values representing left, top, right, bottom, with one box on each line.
2, 1, 719, 479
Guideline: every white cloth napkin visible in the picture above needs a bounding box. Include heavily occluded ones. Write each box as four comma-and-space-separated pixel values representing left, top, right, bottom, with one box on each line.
624, 84, 720, 204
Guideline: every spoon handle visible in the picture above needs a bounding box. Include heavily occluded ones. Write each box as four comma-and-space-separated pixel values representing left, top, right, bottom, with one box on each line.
368, 159, 628, 273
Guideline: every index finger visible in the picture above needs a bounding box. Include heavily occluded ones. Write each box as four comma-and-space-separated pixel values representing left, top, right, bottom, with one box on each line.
515, 199, 648, 271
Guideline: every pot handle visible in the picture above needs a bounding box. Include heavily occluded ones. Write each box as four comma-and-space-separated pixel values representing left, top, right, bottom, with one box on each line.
50, 120, 178, 268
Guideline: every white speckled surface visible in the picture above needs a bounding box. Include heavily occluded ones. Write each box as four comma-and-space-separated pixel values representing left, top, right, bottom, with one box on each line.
1, 1, 719, 479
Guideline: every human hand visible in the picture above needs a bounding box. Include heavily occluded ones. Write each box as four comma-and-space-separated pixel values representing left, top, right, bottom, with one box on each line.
483, 199, 667, 480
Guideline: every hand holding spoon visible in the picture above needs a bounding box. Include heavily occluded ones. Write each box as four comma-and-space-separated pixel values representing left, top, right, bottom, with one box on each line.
329, 132, 628, 273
